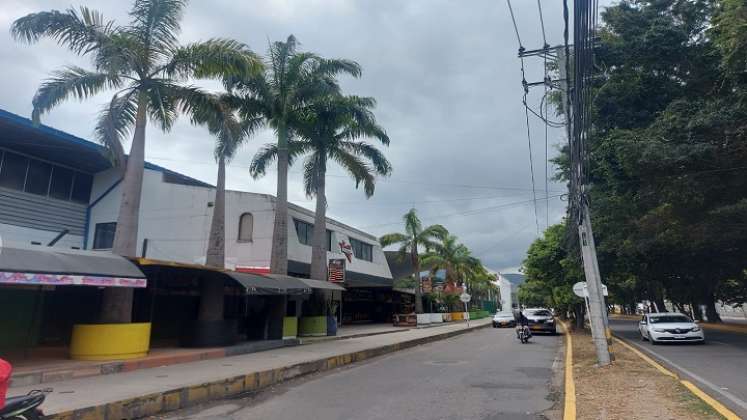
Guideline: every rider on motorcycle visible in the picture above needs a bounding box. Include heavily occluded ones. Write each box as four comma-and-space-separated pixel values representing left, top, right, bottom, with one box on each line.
513, 308, 531, 340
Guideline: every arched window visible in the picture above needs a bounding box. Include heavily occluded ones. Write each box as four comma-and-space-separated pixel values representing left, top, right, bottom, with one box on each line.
238, 212, 253, 242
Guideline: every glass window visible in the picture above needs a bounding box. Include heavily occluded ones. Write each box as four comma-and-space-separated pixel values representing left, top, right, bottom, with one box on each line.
25, 160, 52, 196
294, 219, 313, 246
0, 152, 29, 191
350, 238, 373, 262
649, 315, 691, 324
93, 222, 116, 249
238, 213, 253, 241
326, 230, 333, 251
50, 166, 74, 200
71, 173, 93, 204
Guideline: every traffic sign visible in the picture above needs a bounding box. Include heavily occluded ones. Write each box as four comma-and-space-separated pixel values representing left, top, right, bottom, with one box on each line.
460, 292, 471, 303
572, 282, 609, 298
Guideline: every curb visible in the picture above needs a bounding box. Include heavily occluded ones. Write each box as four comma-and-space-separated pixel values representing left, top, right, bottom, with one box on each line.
612, 334, 741, 420
557, 321, 575, 420
47, 322, 490, 420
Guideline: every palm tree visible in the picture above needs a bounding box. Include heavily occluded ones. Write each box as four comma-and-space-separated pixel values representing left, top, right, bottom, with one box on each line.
420, 234, 483, 294
191, 94, 260, 321
229, 35, 361, 275
12, 0, 262, 323
379, 209, 447, 313
252, 94, 391, 281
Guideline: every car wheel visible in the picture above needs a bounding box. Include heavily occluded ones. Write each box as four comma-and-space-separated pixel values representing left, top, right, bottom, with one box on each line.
650, 335, 658, 345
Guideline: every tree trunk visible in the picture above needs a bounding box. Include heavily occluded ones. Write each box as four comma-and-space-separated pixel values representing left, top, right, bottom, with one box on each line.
310, 158, 328, 281
270, 125, 289, 275
574, 303, 585, 330
99, 95, 147, 323
199, 155, 227, 322
412, 249, 424, 314
704, 293, 722, 323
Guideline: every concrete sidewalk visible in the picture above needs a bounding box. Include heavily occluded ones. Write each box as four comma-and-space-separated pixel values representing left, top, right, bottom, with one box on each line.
15, 319, 491, 419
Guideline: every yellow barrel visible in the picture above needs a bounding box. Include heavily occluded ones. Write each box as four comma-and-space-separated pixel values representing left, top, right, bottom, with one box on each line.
70, 322, 151, 361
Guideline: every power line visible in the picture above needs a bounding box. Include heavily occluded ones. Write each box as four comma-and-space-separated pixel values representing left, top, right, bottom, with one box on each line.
538, 0, 550, 229
506, 0, 524, 49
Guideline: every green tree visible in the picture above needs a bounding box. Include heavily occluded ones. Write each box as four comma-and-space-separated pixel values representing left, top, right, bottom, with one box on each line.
380, 209, 447, 313
191, 94, 260, 321
231, 35, 362, 275
12, 0, 262, 323
273, 94, 391, 281
420, 234, 483, 292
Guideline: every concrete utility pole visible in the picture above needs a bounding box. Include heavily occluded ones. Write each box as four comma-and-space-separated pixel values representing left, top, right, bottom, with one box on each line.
559, 43, 612, 366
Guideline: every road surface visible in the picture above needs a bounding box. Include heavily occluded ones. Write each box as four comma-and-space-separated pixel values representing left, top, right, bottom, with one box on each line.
611, 318, 747, 418
157, 327, 562, 420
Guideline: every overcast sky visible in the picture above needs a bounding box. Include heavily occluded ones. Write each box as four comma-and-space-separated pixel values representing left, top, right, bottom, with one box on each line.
0, 0, 594, 273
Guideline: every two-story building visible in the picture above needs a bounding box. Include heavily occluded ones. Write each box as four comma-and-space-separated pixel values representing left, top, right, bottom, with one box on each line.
0, 108, 397, 351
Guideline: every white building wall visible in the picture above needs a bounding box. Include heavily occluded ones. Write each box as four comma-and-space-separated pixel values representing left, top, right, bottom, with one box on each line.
87, 168, 392, 280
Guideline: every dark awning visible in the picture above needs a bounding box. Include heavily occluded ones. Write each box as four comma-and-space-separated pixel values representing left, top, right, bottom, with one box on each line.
292, 277, 346, 292
0, 245, 146, 288
226, 272, 311, 295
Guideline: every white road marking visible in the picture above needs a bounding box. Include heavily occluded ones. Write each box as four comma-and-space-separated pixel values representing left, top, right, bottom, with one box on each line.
626, 340, 747, 413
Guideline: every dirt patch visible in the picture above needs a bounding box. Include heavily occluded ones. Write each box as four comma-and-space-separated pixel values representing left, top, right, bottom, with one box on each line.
571, 329, 723, 420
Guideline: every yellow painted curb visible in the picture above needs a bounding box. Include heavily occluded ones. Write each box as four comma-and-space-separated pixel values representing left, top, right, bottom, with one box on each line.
558, 321, 576, 420
613, 337, 741, 420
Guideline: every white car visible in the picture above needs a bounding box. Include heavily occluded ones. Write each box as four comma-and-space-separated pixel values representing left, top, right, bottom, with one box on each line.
492, 312, 516, 328
639, 313, 705, 344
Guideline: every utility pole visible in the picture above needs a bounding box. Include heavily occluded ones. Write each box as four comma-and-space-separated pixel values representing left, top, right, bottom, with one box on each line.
559, 39, 612, 366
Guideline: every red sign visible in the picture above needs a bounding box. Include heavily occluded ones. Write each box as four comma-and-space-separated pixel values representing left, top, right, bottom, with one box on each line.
328, 259, 346, 283
339, 240, 353, 262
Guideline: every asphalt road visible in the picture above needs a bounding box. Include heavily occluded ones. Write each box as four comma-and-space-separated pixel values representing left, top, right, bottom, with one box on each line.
158, 327, 562, 420
610, 318, 747, 418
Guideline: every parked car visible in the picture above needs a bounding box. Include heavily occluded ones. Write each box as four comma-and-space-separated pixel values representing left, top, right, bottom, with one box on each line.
492, 312, 516, 328
523, 308, 557, 334
639, 313, 704, 344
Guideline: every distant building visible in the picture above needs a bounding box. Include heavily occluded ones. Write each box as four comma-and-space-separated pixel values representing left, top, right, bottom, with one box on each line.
496, 272, 525, 310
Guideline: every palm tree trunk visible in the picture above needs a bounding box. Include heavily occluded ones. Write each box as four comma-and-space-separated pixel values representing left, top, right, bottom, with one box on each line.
310, 158, 328, 281
99, 94, 147, 324
270, 124, 289, 275
413, 248, 424, 314
199, 154, 227, 321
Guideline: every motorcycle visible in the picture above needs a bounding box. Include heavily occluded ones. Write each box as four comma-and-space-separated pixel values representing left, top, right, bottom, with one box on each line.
0, 389, 51, 420
517, 325, 531, 344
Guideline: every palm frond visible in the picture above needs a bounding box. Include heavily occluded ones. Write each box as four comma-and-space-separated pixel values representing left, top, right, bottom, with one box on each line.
330, 148, 376, 197
302, 152, 325, 198
249, 139, 311, 178
338, 141, 392, 176
165, 38, 263, 80
11, 6, 117, 55
129, 0, 186, 53
32, 66, 121, 122
94, 91, 137, 168
314, 58, 362, 79
379, 233, 409, 248
404, 209, 423, 237
420, 224, 448, 241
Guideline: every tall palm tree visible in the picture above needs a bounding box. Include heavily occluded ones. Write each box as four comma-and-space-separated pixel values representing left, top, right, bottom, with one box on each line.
229, 35, 361, 275
12, 0, 262, 323
191, 94, 260, 321
379, 209, 447, 313
253, 94, 391, 281
421, 234, 483, 294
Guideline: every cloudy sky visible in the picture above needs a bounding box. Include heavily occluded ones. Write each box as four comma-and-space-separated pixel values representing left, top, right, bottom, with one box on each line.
0, 0, 590, 272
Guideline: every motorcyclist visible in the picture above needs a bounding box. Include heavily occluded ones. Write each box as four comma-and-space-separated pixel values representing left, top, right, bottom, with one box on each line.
513, 308, 531, 340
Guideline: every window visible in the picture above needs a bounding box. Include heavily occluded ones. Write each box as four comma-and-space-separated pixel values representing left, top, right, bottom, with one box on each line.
50, 166, 74, 200
0, 151, 93, 203
25, 160, 52, 196
294, 219, 313, 246
294, 219, 332, 250
350, 238, 373, 262
71, 173, 93, 204
93, 222, 116, 249
0, 152, 29, 191
238, 212, 253, 242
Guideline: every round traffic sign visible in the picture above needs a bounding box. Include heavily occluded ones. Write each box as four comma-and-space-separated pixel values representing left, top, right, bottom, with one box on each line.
459, 292, 471, 303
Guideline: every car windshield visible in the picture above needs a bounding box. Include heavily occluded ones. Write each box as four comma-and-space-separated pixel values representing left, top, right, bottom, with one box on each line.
528, 310, 552, 317
495, 312, 512, 317
649, 315, 691, 324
